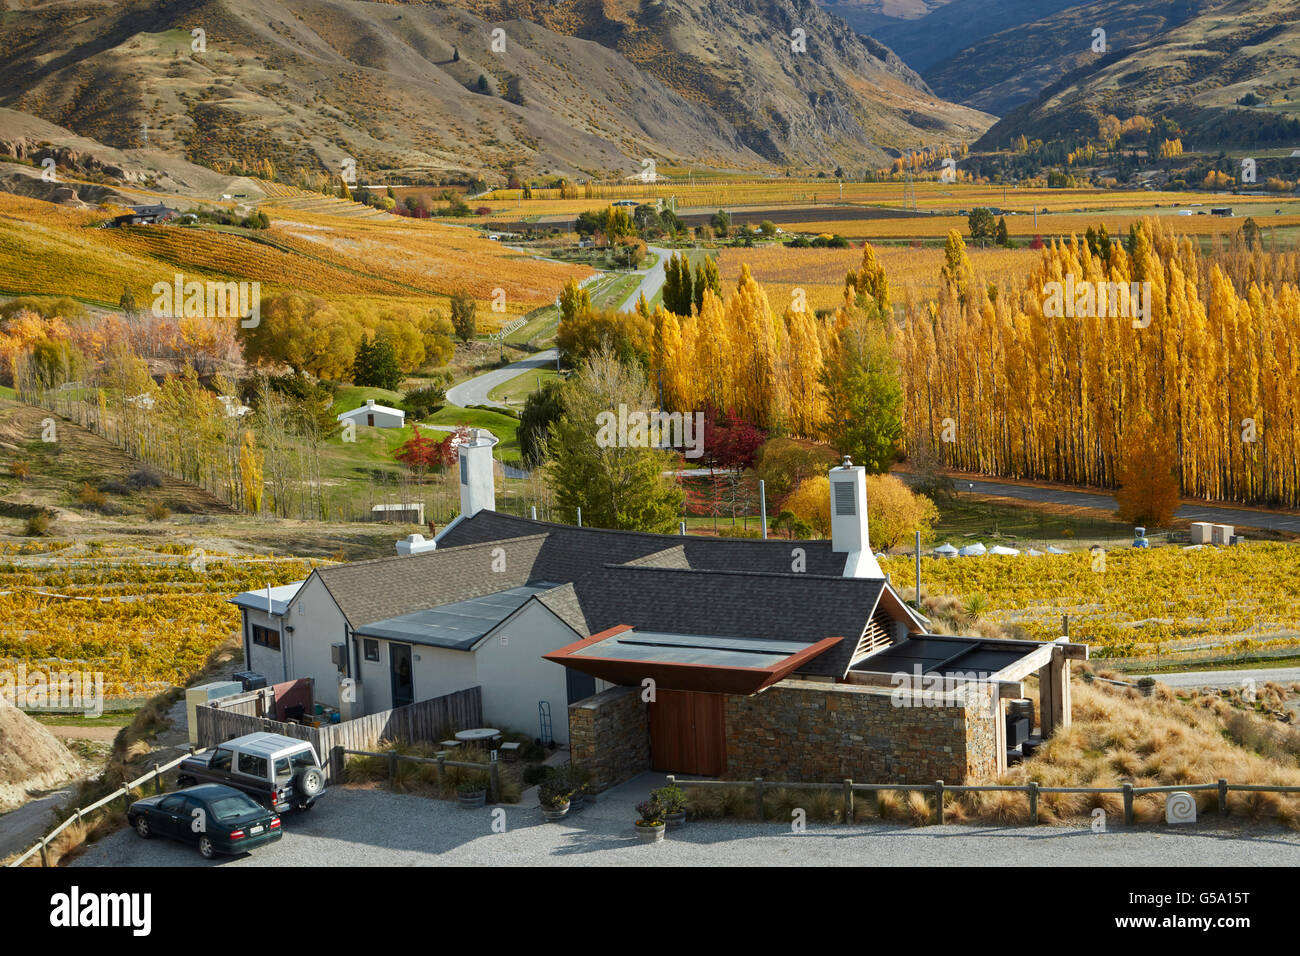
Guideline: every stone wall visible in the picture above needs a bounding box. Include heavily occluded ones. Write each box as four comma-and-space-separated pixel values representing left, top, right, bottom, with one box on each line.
568, 685, 649, 791
724, 679, 998, 783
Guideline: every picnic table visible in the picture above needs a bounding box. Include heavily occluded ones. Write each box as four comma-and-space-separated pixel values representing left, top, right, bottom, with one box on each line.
454, 728, 502, 749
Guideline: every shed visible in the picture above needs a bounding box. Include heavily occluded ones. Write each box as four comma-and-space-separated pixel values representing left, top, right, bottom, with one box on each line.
337, 399, 405, 429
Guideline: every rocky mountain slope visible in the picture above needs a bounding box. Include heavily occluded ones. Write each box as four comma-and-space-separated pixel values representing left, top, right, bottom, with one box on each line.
0, 0, 992, 183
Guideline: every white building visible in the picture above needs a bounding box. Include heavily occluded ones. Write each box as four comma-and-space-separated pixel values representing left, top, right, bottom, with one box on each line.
336, 398, 405, 429
230, 440, 943, 747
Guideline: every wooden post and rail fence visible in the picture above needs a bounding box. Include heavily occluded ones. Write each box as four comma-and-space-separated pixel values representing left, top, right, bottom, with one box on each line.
8, 750, 196, 868
666, 775, 1300, 827
339, 747, 503, 803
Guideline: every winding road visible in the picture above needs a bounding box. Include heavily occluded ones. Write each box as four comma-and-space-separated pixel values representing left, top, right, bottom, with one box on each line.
444, 246, 670, 411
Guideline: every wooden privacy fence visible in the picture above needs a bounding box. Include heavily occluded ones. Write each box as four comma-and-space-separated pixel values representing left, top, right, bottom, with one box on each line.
342, 748, 503, 802
195, 686, 483, 782
9, 750, 195, 867
668, 775, 1300, 827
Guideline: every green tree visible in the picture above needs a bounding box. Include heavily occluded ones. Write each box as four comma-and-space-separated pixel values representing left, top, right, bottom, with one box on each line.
351, 338, 403, 390
549, 348, 684, 531
710, 209, 731, 237
967, 207, 996, 244
519, 377, 566, 466
995, 216, 1009, 246
693, 256, 720, 314
450, 291, 476, 343
663, 252, 694, 315
821, 310, 903, 473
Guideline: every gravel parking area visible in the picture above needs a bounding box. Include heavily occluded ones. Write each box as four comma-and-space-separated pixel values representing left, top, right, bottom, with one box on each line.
66, 772, 1300, 867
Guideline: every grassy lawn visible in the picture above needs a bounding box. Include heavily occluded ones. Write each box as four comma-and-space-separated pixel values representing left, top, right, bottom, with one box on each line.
425, 406, 521, 462
488, 367, 560, 405
329, 384, 406, 416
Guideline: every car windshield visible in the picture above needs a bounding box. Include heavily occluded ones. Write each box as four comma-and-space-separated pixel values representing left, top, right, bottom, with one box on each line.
208, 793, 263, 822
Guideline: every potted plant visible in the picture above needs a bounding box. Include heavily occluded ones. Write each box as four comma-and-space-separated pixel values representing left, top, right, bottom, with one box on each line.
635, 797, 666, 843
653, 783, 687, 829
538, 779, 573, 822
457, 773, 488, 809
1137, 676, 1156, 697
564, 764, 593, 811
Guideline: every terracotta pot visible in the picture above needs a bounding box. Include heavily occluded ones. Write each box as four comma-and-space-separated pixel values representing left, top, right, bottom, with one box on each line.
664, 811, 686, 829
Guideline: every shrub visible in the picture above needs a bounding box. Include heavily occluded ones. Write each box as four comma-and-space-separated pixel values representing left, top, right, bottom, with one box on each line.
145, 501, 171, 521
10, 460, 28, 480
401, 383, 446, 420
125, 468, 162, 490
24, 511, 51, 536
652, 783, 686, 814
76, 483, 108, 511
457, 773, 489, 795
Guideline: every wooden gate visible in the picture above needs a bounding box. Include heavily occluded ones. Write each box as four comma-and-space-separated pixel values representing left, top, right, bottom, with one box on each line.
649, 690, 726, 776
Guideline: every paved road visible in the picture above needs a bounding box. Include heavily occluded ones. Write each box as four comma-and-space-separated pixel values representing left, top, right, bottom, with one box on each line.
0, 786, 75, 860
616, 245, 670, 313
70, 772, 1300, 867
444, 349, 558, 410
942, 478, 1300, 535
1142, 667, 1300, 690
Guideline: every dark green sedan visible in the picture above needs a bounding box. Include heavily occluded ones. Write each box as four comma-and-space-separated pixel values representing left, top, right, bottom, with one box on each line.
128, 784, 282, 859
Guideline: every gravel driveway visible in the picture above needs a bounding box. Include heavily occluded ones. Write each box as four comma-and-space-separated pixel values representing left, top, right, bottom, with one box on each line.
70, 773, 1300, 867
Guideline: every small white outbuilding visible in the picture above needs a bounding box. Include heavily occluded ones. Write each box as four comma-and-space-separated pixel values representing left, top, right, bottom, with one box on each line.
337, 398, 405, 429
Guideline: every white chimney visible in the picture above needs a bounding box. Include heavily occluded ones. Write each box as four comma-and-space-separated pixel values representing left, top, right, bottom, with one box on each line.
396, 533, 437, 556
829, 456, 884, 579
366, 399, 375, 408
459, 428, 498, 517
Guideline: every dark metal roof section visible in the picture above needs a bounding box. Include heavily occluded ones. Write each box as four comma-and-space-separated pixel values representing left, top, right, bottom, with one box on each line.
353, 583, 559, 650
851, 635, 1035, 678
545, 625, 843, 694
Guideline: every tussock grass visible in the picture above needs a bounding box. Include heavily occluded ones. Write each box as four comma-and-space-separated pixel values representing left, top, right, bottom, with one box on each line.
344, 738, 521, 803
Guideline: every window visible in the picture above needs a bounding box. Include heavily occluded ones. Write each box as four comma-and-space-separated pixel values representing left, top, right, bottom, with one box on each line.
158, 794, 186, 813
252, 624, 280, 650
237, 752, 268, 779
364, 639, 380, 662
210, 748, 233, 772
273, 756, 292, 783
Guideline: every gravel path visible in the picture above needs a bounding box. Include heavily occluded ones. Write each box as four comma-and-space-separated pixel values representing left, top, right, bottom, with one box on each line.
70, 772, 1300, 867
1143, 667, 1300, 689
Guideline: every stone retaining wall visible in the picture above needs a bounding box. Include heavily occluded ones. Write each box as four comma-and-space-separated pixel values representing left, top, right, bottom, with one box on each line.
724, 679, 998, 783
568, 685, 650, 791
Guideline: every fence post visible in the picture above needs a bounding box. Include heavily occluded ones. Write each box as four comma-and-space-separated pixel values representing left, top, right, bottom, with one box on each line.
387, 751, 397, 788
331, 745, 345, 783
39, 838, 48, 868
754, 778, 764, 822
436, 752, 446, 785
1218, 778, 1228, 815
933, 781, 944, 825
843, 779, 853, 824
153, 764, 162, 794
1028, 782, 1039, 825
1122, 783, 1134, 826
489, 753, 500, 804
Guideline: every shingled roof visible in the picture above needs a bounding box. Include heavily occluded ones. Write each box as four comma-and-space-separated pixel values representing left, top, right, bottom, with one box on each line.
439, 510, 847, 576
312, 534, 548, 628
304, 511, 912, 680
